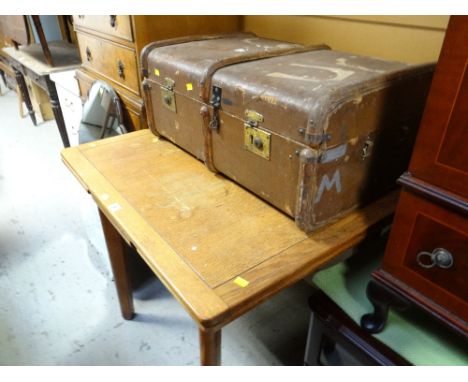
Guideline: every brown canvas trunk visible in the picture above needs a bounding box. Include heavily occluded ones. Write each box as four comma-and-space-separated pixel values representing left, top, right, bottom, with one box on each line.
141, 34, 435, 232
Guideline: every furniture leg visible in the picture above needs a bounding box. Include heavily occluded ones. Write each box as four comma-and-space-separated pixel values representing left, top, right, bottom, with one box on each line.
361, 280, 410, 334
16, 85, 25, 118
199, 328, 221, 366
44, 75, 70, 147
0, 69, 6, 90
13, 67, 36, 125
99, 209, 135, 320
304, 313, 325, 365
31, 15, 54, 66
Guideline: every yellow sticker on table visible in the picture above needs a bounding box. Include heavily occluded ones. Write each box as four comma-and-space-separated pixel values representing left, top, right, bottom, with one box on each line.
154, 68, 160, 76
186, 83, 193, 91
233, 277, 249, 288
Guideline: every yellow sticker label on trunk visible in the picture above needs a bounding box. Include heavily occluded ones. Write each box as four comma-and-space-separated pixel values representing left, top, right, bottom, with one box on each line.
186, 83, 193, 91
233, 277, 249, 288
154, 68, 160, 76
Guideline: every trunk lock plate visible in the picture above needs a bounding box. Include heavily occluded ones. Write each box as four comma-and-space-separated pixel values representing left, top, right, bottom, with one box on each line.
244, 124, 271, 160
160, 78, 176, 112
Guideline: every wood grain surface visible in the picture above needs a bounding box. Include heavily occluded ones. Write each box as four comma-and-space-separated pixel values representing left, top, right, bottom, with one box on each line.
61, 129, 397, 329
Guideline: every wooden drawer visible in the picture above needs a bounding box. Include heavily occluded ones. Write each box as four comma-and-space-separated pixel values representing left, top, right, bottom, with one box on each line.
382, 190, 468, 321
73, 15, 133, 42
76, 31, 139, 96
76, 68, 145, 131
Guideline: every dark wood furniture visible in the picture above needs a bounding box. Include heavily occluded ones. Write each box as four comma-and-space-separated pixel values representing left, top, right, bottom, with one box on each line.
361, 16, 468, 338
2, 42, 81, 147
61, 129, 398, 365
72, 16, 241, 132
305, 288, 411, 365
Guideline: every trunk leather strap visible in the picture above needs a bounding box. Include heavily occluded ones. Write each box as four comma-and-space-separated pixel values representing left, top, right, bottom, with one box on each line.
141, 35, 329, 174
199, 44, 331, 102
142, 78, 158, 136
140, 33, 255, 136
200, 43, 330, 173
200, 105, 217, 172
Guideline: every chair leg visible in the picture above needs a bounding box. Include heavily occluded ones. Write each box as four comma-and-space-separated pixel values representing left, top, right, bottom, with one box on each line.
322, 335, 336, 354
304, 313, 326, 366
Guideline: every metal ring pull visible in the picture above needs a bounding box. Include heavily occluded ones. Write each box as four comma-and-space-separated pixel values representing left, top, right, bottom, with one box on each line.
416, 248, 454, 269
85, 47, 92, 62
117, 60, 125, 79
109, 15, 117, 28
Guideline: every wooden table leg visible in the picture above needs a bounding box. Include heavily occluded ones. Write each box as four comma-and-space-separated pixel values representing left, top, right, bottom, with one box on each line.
44, 75, 70, 147
17, 85, 25, 118
13, 67, 37, 125
99, 209, 135, 320
199, 328, 221, 366
0, 69, 6, 90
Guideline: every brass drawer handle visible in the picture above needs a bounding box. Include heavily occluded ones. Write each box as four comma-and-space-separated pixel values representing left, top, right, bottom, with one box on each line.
109, 15, 117, 28
85, 47, 92, 62
117, 60, 125, 79
416, 248, 454, 269
361, 138, 374, 159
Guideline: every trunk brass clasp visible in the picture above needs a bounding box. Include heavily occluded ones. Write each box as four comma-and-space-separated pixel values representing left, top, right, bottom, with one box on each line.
244, 110, 270, 160
160, 77, 176, 112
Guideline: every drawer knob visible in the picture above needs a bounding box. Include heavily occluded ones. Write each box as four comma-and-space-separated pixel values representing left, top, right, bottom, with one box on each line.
86, 47, 92, 62
109, 15, 117, 28
117, 60, 125, 79
416, 248, 454, 269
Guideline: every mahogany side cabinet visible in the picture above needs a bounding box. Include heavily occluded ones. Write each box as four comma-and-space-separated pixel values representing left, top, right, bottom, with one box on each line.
361, 15, 468, 338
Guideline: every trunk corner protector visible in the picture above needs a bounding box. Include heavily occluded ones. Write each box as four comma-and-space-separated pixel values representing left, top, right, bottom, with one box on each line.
299, 148, 320, 164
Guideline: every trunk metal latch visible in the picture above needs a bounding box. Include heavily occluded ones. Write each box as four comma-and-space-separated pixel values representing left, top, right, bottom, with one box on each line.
243, 110, 271, 160
160, 77, 176, 112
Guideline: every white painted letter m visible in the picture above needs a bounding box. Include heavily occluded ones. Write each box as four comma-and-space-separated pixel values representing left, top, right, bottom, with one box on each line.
314, 169, 342, 204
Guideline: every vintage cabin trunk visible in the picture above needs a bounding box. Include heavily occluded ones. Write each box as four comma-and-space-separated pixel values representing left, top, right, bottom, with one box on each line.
141, 34, 434, 232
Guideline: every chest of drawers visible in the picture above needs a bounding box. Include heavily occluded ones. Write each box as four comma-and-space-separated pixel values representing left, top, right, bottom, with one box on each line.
362, 16, 468, 337
73, 15, 241, 131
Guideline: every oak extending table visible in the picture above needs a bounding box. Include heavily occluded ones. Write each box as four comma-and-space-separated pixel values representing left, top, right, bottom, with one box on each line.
61, 129, 398, 365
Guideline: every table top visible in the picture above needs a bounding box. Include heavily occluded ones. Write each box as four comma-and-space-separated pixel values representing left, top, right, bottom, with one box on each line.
61, 129, 398, 330
3, 41, 81, 75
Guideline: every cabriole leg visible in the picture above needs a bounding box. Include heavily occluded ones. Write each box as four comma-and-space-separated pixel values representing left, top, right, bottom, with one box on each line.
361, 280, 409, 334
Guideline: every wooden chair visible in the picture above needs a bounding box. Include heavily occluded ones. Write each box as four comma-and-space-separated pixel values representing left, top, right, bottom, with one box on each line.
304, 241, 468, 366
0, 15, 73, 67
